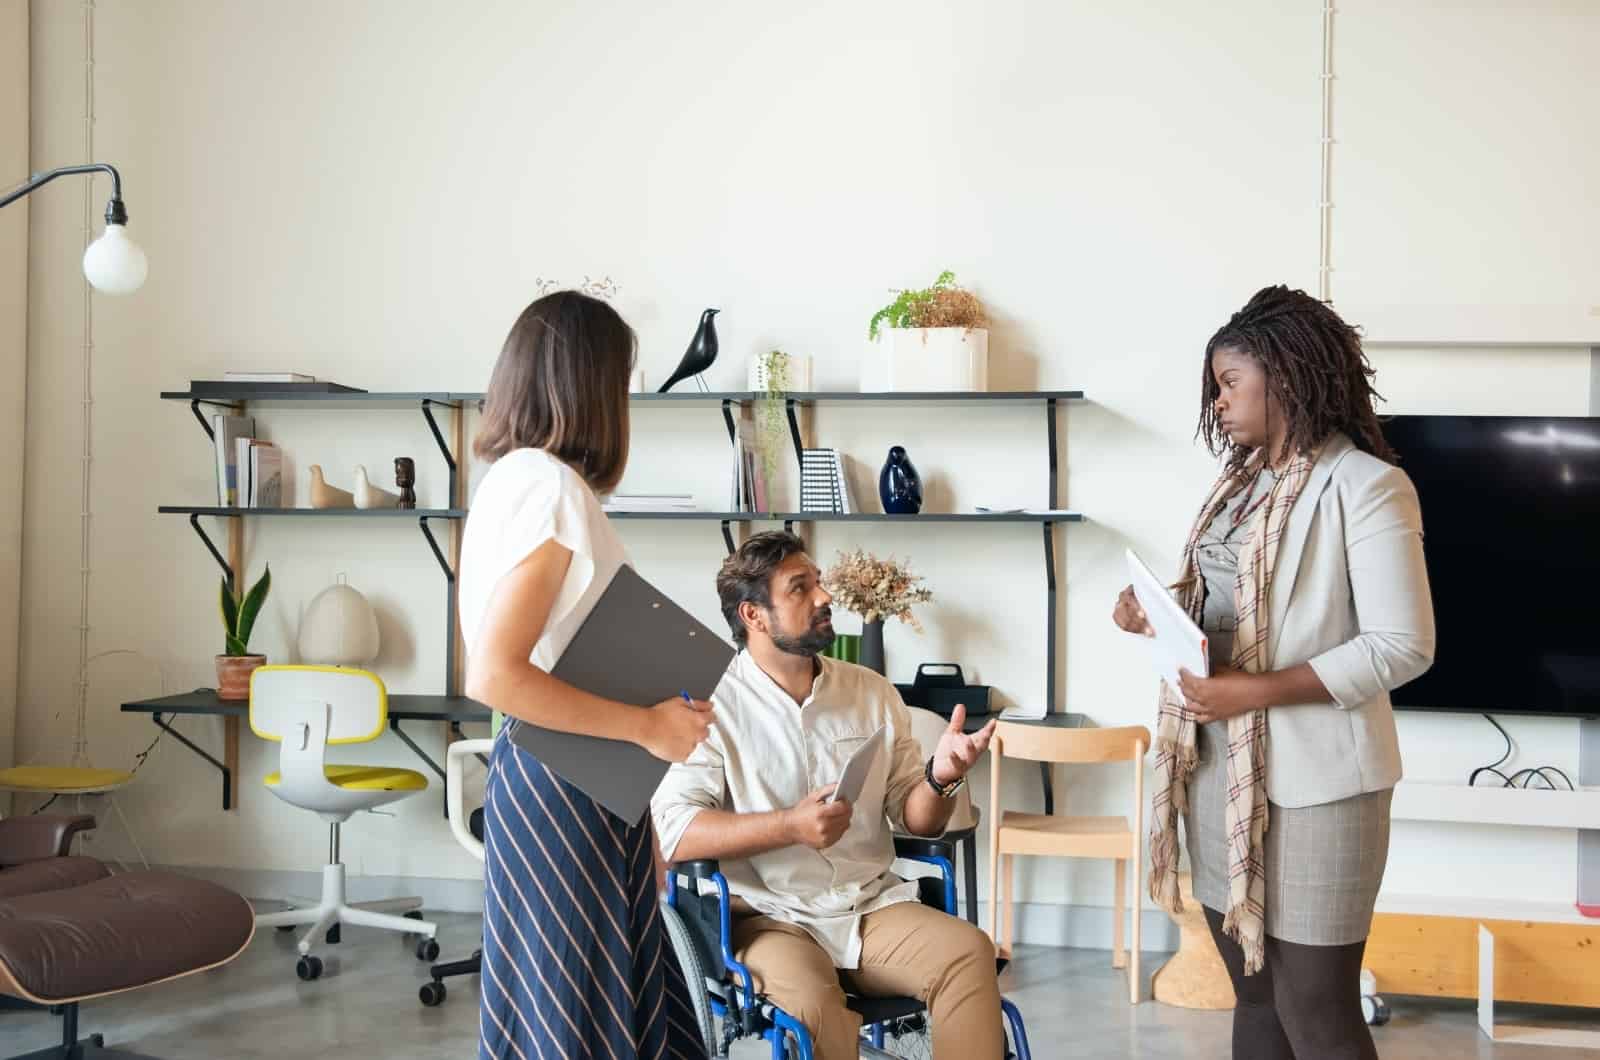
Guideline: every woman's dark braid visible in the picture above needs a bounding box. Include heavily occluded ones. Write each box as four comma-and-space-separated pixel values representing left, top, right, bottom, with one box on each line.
1198, 285, 1396, 474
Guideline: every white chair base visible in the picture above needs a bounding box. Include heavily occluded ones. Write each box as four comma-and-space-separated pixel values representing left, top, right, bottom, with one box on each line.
255, 862, 437, 956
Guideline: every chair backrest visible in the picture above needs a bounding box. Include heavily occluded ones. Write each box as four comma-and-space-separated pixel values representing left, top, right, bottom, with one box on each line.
249, 666, 387, 744
992, 722, 1150, 765
903, 706, 979, 831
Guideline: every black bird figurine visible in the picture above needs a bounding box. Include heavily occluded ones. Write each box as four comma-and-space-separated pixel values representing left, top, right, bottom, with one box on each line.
658, 308, 720, 392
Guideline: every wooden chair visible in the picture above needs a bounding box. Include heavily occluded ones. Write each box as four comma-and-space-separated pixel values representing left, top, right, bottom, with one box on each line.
987, 722, 1150, 1004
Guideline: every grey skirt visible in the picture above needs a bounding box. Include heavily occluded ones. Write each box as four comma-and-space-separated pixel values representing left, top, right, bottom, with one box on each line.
1183, 720, 1392, 946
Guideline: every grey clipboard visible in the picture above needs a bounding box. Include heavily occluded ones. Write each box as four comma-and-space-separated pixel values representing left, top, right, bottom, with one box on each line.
509, 564, 735, 824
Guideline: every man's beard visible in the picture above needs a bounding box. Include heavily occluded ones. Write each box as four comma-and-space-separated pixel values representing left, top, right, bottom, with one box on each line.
768, 608, 835, 658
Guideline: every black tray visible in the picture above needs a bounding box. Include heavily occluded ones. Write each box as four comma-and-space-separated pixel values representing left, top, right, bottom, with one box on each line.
894, 663, 992, 717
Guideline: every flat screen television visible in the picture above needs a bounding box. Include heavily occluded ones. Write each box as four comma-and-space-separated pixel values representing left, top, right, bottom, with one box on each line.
1380, 414, 1600, 719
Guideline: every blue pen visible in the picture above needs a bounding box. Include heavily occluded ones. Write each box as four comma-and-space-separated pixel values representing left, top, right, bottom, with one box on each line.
679, 690, 693, 705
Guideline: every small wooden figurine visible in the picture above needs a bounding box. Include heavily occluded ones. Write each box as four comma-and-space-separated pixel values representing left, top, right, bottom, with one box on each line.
394, 457, 416, 510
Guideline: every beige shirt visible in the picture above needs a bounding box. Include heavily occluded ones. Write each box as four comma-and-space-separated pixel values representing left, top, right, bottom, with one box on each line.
651, 651, 929, 968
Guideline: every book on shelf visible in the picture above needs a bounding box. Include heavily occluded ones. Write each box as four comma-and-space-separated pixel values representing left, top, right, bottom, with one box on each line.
730, 419, 773, 514
800, 447, 845, 514
234, 438, 284, 508
223, 371, 316, 383
603, 494, 697, 513
213, 414, 256, 505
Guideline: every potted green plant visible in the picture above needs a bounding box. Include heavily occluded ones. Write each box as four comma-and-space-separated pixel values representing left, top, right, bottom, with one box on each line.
865, 270, 989, 392
822, 549, 932, 675
216, 565, 271, 700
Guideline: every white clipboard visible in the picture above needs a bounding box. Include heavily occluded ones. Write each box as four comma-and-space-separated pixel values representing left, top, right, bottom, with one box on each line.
1125, 549, 1210, 702
828, 725, 886, 804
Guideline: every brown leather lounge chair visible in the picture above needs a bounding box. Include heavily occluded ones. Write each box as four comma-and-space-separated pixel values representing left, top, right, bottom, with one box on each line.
0, 815, 256, 1059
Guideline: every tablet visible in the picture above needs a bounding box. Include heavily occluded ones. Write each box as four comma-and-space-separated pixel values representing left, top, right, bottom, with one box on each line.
828, 724, 886, 805
1126, 549, 1210, 702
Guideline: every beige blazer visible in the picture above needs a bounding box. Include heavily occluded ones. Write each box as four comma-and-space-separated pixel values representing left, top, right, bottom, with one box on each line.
1264, 432, 1435, 808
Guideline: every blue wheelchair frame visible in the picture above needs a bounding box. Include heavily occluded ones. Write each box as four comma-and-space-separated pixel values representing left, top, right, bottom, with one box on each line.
666, 835, 1032, 1059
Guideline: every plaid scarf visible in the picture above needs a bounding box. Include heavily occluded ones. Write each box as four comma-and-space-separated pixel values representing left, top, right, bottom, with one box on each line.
1147, 445, 1318, 974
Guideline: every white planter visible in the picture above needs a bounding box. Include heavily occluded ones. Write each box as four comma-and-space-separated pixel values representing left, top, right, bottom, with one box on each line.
748, 352, 813, 393
863, 327, 988, 393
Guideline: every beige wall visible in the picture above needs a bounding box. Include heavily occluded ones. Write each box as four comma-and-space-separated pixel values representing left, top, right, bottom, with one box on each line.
20, 1, 1599, 925
0, 0, 28, 778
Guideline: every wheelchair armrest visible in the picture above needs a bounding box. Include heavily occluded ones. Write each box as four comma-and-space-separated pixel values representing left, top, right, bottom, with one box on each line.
893, 835, 955, 863
676, 859, 721, 881
893, 835, 958, 917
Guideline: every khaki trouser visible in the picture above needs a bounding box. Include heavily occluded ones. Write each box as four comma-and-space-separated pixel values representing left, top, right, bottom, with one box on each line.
731, 900, 1005, 1060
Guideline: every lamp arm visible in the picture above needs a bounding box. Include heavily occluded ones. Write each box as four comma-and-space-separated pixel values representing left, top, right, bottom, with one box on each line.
0, 163, 126, 222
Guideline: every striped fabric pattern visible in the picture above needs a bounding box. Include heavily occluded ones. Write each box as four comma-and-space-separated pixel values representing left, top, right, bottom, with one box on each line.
479, 722, 707, 1060
1148, 446, 1318, 975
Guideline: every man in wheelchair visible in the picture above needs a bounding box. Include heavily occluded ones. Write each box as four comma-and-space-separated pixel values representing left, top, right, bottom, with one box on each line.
652, 532, 1011, 1059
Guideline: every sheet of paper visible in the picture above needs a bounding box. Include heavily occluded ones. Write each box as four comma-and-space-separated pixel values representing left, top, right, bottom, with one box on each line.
829, 724, 886, 804
1125, 549, 1210, 702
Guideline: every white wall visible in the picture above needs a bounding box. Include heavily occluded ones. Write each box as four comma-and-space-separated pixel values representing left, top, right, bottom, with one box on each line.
20, 1, 1599, 931
0, 0, 28, 785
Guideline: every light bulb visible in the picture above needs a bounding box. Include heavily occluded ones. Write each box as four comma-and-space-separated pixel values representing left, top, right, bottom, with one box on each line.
82, 222, 147, 295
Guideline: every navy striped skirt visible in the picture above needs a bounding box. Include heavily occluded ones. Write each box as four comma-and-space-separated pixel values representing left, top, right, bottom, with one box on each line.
479, 723, 706, 1060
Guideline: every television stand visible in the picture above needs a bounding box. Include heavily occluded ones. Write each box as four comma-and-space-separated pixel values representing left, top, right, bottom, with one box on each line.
1361, 718, 1600, 1046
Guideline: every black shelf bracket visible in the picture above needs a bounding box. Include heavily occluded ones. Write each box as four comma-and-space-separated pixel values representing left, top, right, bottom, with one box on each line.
418, 517, 455, 582
420, 400, 457, 475
189, 514, 235, 589
785, 399, 804, 471
190, 401, 214, 441
151, 712, 231, 811
186, 399, 243, 442
391, 719, 444, 780
720, 520, 736, 555
720, 400, 737, 445
1042, 397, 1061, 816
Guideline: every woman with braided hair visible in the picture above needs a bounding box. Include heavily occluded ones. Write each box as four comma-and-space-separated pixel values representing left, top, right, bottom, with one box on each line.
1113, 285, 1435, 1059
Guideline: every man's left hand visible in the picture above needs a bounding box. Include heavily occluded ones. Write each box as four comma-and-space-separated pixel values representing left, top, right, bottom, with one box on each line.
931, 704, 997, 785
1178, 666, 1266, 724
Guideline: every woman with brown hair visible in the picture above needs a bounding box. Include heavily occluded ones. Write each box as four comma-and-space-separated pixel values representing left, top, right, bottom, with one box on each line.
1113, 286, 1435, 1059
460, 291, 712, 1059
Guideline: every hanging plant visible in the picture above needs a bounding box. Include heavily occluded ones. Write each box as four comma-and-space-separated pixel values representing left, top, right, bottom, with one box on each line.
756, 349, 791, 484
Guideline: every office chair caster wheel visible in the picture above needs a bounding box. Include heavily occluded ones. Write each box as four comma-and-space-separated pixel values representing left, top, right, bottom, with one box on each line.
325, 923, 341, 945
296, 955, 323, 981
1361, 995, 1391, 1026
417, 937, 440, 962
419, 981, 446, 1007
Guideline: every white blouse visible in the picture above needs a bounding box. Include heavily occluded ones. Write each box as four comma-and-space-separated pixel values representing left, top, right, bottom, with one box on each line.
458, 448, 627, 673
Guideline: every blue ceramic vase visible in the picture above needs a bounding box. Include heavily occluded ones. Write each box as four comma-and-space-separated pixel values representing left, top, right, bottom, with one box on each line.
878, 446, 923, 515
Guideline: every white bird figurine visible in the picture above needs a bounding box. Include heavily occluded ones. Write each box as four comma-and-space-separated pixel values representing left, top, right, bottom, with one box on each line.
309, 465, 354, 509
353, 465, 400, 509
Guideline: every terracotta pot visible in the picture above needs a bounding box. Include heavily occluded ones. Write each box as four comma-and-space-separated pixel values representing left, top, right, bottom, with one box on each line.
216, 654, 266, 701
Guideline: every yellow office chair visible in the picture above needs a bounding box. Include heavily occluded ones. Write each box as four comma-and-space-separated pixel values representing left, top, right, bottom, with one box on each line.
248, 665, 439, 982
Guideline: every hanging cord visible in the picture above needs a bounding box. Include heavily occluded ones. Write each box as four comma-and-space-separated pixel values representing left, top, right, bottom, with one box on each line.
43, 651, 169, 774
1317, 0, 1336, 303
1468, 714, 1577, 790
71, 0, 98, 769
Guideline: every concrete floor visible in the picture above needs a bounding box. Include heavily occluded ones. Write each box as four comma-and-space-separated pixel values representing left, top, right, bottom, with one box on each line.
2, 911, 1596, 1059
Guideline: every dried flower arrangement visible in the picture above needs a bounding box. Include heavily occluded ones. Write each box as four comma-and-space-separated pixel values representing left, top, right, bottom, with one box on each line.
823, 549, 934, 630
534, 275, 620, 300
867, 270, 987, 341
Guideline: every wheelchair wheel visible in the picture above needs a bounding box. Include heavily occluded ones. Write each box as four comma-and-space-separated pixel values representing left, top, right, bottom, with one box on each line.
874, 1014, 931, 1059
658, 898, 718, 1058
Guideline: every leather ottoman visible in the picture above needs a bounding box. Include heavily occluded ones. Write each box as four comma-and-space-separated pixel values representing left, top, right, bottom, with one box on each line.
0, 871, 254, 1059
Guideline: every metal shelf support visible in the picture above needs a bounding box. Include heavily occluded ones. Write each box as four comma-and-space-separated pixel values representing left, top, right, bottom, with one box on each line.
151, 712, 231, 811
189, 514, 235, 590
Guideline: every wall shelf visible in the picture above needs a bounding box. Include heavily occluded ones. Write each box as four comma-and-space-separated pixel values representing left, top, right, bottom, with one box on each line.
160, 506, 466, 519
162, 383, 1084, 813
604, 511, 1084, 524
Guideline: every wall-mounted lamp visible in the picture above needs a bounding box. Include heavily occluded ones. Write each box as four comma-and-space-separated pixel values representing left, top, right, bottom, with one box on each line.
0, 162, 147, 294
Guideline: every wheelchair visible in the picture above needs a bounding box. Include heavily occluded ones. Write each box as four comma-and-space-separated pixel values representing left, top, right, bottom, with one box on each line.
661, 835, 1032, 1059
